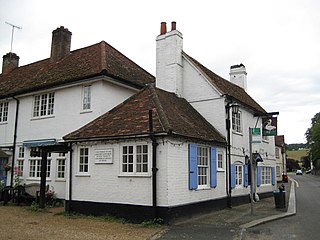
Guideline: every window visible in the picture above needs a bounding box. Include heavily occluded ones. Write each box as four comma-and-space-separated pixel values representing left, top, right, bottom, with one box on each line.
0, 101, 9, 122
261, 166, 272, 185
79, 147, 89, 173
275, 147, 280, 159
16, 160, 24, 177
136, 145, 148, 173
217, 152, 224, 169
232, 111, 242, 133
33, 92, 55, 117
197, 146, 209, 186
235, 165, 243, 186
16, 146, 25, 176
18, 147, 25, 158
121, 144, 149, 174
57, 153, 66, 179
28, 152, 51, 178
82, 85, 91, 110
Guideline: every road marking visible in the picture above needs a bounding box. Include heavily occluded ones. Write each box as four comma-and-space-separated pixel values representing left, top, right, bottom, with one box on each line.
290, 178, 299, 188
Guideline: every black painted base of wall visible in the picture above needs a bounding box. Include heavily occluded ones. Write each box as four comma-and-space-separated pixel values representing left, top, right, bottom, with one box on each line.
65, 192, 273, 223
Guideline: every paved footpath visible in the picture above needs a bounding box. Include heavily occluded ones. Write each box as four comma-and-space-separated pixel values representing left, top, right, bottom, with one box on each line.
152, 180, 295, 240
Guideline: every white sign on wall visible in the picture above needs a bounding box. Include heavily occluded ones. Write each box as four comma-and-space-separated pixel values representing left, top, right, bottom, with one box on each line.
95, 149, 113, 164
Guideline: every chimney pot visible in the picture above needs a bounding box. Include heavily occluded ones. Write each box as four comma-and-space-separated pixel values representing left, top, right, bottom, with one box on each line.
2, 52, 19, 74
160, 22, 167, 35
171, 21, 176, 31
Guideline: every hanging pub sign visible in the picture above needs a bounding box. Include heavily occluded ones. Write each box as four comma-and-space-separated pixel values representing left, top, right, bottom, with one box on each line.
262, 117, 277, 136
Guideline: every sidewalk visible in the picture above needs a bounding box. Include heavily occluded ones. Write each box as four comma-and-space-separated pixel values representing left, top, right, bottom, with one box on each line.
153, 180, 296, 240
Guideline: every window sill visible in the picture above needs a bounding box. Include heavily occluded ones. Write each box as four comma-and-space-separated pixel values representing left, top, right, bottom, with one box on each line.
31, 115, 55, 121
55, 179, 66, 182
0, 122, 8, 125
196, 186, 211, 190
75, 173, 91, 177
232, 131, 243, 136
26, 178, 52, 182
217, 168, 225, 172
80, 109, 93, 114
118, 173, 151, 178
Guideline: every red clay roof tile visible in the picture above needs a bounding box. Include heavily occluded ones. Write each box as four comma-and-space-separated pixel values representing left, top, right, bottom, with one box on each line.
0, 41, 155, 98
64, 85, 226, 144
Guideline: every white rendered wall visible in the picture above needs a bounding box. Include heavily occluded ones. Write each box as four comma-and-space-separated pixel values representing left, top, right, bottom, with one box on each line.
2, 77, 137, 199
67, 138, 227, 208
68, 140, 153, 206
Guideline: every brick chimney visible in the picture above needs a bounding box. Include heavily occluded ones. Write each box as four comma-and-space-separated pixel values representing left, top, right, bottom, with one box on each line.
230, 64, 247, 91
50, 26, 72, 63
156, 21, 183, 96
2, 52, 19, 74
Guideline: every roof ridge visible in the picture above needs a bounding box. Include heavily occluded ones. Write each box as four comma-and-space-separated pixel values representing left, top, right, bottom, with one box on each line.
148, 85, 171, 132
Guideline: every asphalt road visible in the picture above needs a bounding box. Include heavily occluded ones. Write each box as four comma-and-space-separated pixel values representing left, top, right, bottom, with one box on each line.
242, 173, 320, 240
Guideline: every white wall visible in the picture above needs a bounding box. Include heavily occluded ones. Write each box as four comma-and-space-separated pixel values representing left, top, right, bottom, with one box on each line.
67, 138, 227, 207
69, 140, 153, 206
1, 77, 137, 198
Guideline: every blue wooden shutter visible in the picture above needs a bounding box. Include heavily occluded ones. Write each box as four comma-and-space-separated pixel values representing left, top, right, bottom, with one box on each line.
210, 147, 217, 188
231, 164, 236, 189
244, 164, 249, 187
271, 167, 276, 185
257, 166, 262, 187
189, 144, 198, 190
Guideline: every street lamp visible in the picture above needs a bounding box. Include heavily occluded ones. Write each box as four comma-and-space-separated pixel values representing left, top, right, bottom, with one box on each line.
226, 102, 240, 208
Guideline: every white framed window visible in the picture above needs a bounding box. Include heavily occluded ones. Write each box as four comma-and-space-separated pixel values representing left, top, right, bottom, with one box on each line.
275, 147, 280, 159
28, 152, 51, 178
16, 146, 25, 177
276, 166, 281, 177
82, 85, 91, 111
261, 166, 272, 185
0, 101, 9, 122
217, 152, 224, 170
79, 147, 89, 173
57, 153, 66, 179
232, 111, 242, 133
121, 144, 149, 175
235, 165, 243, 187
33, 92, 55, 117
197, 146, 210, 187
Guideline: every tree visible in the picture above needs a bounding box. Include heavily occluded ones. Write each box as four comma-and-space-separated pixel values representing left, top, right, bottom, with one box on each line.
305, 112, 320, 170
286, 158, 300, 172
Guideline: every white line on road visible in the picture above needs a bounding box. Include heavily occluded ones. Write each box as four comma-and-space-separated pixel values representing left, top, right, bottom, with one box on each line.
289, 177, 299, 188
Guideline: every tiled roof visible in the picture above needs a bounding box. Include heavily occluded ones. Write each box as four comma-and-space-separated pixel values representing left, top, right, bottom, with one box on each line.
64, 85, 226, 145
183, 52, 266, 114
0, 41, 155, 99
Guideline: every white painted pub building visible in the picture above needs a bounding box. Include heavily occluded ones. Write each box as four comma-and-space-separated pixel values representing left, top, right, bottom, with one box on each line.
0, 22, 277, 222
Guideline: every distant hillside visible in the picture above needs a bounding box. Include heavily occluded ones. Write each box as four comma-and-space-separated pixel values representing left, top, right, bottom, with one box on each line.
286, 143, 307, 151
287, 149, 309, 161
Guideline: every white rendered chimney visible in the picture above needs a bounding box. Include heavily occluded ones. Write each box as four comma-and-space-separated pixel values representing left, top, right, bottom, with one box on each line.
230, 64, 247, 91
156, 21, 183, 96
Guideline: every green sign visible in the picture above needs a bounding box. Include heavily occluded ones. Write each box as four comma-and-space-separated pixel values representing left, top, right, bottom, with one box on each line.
251, 128, 261, 143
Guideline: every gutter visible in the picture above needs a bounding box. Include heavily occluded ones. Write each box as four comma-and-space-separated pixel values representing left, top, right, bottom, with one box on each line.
10, 96, 19, 187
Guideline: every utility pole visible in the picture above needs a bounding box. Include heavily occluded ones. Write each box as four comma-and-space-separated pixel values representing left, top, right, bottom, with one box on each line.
5, 21, 22, 53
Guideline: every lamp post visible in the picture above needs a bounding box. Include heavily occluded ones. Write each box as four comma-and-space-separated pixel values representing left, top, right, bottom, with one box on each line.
226, 102, 239, 208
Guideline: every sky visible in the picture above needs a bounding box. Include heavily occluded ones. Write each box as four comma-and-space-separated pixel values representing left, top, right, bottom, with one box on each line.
0, 0, 319, 144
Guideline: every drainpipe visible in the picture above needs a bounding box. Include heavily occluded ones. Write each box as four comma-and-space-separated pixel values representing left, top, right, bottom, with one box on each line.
10, 96, 20, 187
68, 142, 73, 213
149, 110, 159, 219
225, 103, 232, 208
